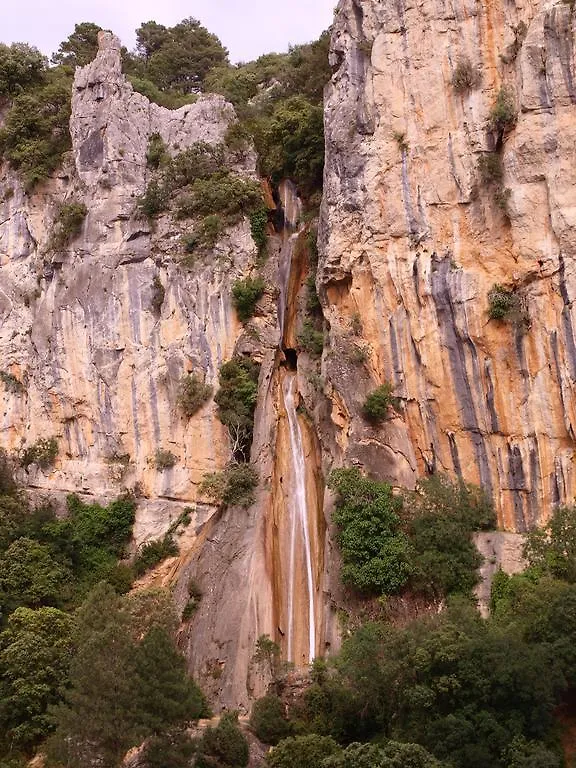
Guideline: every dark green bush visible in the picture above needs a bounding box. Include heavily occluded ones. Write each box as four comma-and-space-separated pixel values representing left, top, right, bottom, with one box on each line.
129, 76, 198, 109
266, 735, 340, 768
362, 383, 401, 424
0, 68, 72, 189
451, 58, 480, 92
146, 132, 169, 169
181, 214, 224, 257
133, 535, 178, 577
200, 463, 259, 508
50, 201, 87, 249
177, 171, 263, 223
150, 275, 165, 314
298, 320, 324, 357
178, 374, 212, 418
165, 142, 224, 189
523, 504, 576, 582
0, 43, 46, 97
196, 712, 249, 767
250, 206, 269, 252
489, 86, 517, 133
487, 284, 518, 320
154, 449, 177, 470
328, 468, 413, 594
138, 179, 170, 218
232, 276, 265, 321
20, 437, 58, 470
477, 152, 503, 185
250, 695, 292, 745
182, 578, 202, 619
0, 371, 25, 394
214, 356, 260, 460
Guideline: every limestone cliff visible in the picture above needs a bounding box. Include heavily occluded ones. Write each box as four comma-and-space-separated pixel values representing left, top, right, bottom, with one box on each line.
319, 0, 576, 530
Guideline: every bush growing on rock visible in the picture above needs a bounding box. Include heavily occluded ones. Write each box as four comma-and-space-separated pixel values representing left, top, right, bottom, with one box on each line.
266, 734, 340, 768
178, 374, 212, 418
361, 383, 401, 424
200, 462, 259, 508
451, 57, 480, 92
250, 695, 292, 745
49, 201, 88, 249
154, 449, 177, 470
298, 320, 324, 357
196, 712, 249, 768
150, 275, 165, 314
489, 86, 517, 133
214, 356, 260, 460
232, 276, 265, 321
133, 534, 178, 577
20, 437, 58, 470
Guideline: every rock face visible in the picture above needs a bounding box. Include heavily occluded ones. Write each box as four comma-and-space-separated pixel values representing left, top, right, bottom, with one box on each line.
0, 32, 267, 533
319, 0, 576, 530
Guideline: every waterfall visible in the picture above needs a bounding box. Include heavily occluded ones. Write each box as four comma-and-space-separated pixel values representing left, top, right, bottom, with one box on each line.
277, 180, 303, 341
283, 373, 316, 663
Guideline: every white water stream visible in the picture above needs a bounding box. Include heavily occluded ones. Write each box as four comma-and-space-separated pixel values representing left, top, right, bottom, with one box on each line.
283, 373, 316, 663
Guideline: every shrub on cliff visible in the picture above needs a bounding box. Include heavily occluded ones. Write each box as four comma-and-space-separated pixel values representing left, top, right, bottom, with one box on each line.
250, 695, 292, 745
523, 504, 576, 582
327, 468, 413, 594
232, 276, 265, 321
362, 383, 401, 424
266, 735, 340, 768
215, 356, 260, 460
196, 712, 249, 768
200, 462, 258, 508
20, 437, 58, 470
50, 201, 88, 249
178, 374, 212, 418
487, 284, 527, 327
451, 57, 480, 93
133, 534, 178, 577
489, 86, 517, 133
298, 320, 324, 357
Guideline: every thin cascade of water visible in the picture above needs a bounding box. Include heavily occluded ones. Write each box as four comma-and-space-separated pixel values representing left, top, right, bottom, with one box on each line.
283, 373, 316, 664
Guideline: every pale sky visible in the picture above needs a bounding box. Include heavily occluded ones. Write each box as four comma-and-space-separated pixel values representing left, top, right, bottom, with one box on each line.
2, 0, 337, 63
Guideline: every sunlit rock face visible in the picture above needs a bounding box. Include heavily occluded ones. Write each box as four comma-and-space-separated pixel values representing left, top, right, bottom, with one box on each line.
319, 0, 576, 530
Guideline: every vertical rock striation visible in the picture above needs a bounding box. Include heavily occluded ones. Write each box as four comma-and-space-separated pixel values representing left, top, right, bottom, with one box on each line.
320, 0, 576, 529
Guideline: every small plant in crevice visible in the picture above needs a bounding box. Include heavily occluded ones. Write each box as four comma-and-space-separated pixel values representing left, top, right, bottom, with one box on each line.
349, 344, 369, 365
146, 132, 169, 170
178, 373, 212, 418
154, 449, 177, 470
20, 437, 58, 470
298, 320, 324, 357
132, 533, 178, 577
362, 383, 401, 425
392, 130, 409, 152
150, 274, 165, 314
49, 201, 87, 249
0, 370, 26, 394
232, 276, 265, 322
477, 152, 503, 185
489, 86, 517, 135
182, 578, 203, 619
451, 57, 481, 93
199, 462, 259, 508
487, 283, 528, 327
181, 214, 224, 262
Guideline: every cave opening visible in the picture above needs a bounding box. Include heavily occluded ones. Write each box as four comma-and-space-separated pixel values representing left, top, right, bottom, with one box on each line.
283, 348, 298, 370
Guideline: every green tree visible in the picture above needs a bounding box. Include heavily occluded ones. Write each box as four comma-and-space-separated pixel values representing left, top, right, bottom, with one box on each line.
323, 741, 448, 768
52, 22, 102, 67
197, 712, 249, 767
266, 734, 340, 768
327, 468, 413, 594
523, 504, 576, 582
0, 537, 70, 613
232, 276, 265, 321
143, 17, 228, 93
0, 607, 73, 749
0, 43, 46, 97
250, 695, 292, 744
214, 357, 260, 461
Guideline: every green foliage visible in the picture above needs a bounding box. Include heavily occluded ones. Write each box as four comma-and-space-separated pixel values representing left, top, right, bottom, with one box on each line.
20, 437, 58, 470
0, 43, 46, 97
451, 58, 480, 93
266, 734, 340, 768
138, 178, 170, 218
323, 741, 448, 768
0, 371, 25, 395
0, 67, 72, 188
196, 712, 249, 767
477, 152, 503, 185
146, 132, 169, 169
154, 449, 177, 470
523, 504, 576, 582
129, 76, 198, 109
177, 171, 263, 222
250, 206, 269, 252
133, 535, 178, 577
200, 463, 259, 508
489, 86, 517, 133
182, 579, 202, 620
250, 695, 292, 745
48, 583, 206, 768
232, 276, 265, 321
181, 214, 225, 259
135, 17, 228, 94
0, 606, 73, 749
362, 383, 401, 424
254, 96, 324, 193
0, 537, 70, 613
487, 284, 524, 322
406, 475, 496, 598
143, 730, 195, 768
328, 468, 412, 594
150, 274, 165, 314
52, 22, 101, 67
214, 356, 260, 460
298, 320, 324, 357
178, 373, 212, 418
50, 201, 88, 249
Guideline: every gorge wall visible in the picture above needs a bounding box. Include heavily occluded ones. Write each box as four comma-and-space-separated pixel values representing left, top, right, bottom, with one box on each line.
318, 0, 576, 531
1, 0, 576, 713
